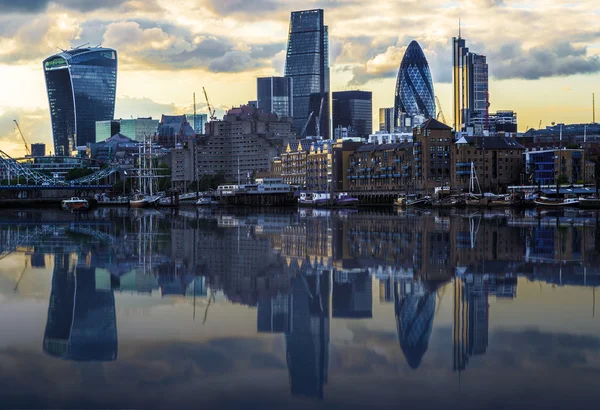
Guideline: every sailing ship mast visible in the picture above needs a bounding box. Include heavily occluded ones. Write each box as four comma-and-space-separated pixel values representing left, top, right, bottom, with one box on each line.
469, 161, 482, 196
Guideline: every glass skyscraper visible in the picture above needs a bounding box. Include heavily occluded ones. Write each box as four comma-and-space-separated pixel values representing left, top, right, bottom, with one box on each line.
332, 91, 373, 138
257, 76, 293, 118
453, 35, 489, 134
394, 41, 436, 132
43, 47, 118, 156
284, 9, 330, 138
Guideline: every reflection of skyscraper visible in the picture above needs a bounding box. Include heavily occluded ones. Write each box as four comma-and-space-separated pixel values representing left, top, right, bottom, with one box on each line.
453, 275, 491, 372
332, 270, 372, 318
44, 259, 118, 362
285, 272, 330, 399
285, 9, 330, 138
394, 280, 436, 369
257, 293, 290, 333
43, 47, 118, 155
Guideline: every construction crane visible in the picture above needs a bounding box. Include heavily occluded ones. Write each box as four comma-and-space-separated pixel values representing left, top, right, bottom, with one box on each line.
315, 96, 325, 137
435, 96, 447, 125
301, 111, 315, 138
538, 120, 542, 130
202, 87, 217, 121
13, 120, 31, 156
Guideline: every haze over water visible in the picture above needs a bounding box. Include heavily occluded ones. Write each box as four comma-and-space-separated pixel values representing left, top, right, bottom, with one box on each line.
0, 207, 599, 410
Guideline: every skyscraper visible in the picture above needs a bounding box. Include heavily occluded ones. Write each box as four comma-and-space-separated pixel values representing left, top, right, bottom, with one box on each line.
332, 91, 373, 138
257, 76, 294, 119
43, 47, 118, 156
394, 41, 436, 132
453, 35, 489, 134
379, 107, 395, 132
284, 9, 330, 138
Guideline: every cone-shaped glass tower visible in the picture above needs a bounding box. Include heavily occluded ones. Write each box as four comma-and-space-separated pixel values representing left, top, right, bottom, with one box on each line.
394, 41, 436, 130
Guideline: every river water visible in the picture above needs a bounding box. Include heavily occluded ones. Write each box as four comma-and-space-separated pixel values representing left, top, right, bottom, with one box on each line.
0, 207, 599, 409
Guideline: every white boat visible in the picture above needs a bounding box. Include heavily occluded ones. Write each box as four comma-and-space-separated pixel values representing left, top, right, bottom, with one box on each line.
61, 197, 89, 211
534, 197, 580, 207
130, 194, 161, 208
298, 192, 331, 207
196, 197, 219, 206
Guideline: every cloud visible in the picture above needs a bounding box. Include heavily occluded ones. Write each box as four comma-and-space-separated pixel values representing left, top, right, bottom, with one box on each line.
0, 108, 51, 157
491, 42, 600, 80
0, 0, 49, 12
208, 51, 255, 73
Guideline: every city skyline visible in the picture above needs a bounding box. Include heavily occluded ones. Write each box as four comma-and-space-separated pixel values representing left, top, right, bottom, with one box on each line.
0, 1, 598, 156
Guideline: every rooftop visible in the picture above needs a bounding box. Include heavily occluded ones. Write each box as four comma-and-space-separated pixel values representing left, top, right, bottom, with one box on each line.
458, 136, 525, 150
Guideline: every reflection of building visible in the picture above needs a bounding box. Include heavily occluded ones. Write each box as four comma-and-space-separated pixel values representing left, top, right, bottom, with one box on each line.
394, 41, 436, 133
394, 280, 436, 369
453, 274, 517, 372
44, 258, 118, 361
43, 47, 118, 155
285, 273, 330, 399
332, 270, 372, 318
285, 9, 330, 138
257, 293, 290, 333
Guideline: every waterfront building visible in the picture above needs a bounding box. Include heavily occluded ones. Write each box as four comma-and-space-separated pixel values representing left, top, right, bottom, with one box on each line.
394, 41, 436, 133
306, 139, 333, 191
413, 118, 454, 192
379, 107, 395, 133
157, 115, 195, 148
95, 120, 121, 142
257, 77, 294, 119
197, 105, 295, 181
87, 133, 139, 164
330, 138, 364, 191
30, 143, 46, 157
281, 138, 313, 187
489, 110, 517, 136
526, 148, 595, 185
332, 91, 372, 138
453, 35, 489, 134
43, 47, 117, 156
346, 142, 413, 192
285, 9, 330, 138
120, 118, 159, 142
524, 123, 600, 146
368, 132, 412, 145
452, 136, 525, 193
171, 140, 196, 191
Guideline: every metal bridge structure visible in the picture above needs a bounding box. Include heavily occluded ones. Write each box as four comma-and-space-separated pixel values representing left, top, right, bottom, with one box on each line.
0, 150, 121, 186
0, 223, 116, 261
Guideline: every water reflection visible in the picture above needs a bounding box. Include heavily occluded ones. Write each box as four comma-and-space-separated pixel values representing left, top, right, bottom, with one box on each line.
1, 207, 599, 408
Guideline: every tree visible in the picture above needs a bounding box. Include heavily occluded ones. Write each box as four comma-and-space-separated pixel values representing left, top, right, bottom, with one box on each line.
556, 174, 569, 185
66, 167, 94, 181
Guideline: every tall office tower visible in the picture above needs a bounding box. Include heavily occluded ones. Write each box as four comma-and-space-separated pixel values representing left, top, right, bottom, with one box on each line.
257, 76, 294, 118
379, 107, 395, 132
284, 9, 330, 138
43, 47, 118, 156
453, 35, 489, 134
394, 41, 436, 132
332, 91, 373, 138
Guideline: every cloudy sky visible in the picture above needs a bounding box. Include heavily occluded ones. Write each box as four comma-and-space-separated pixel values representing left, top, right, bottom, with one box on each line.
0, 0, 598, 156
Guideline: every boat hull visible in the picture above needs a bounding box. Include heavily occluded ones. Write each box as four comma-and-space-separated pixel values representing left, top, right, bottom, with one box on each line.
578, 199, 600, 208
534, 200, 579, 207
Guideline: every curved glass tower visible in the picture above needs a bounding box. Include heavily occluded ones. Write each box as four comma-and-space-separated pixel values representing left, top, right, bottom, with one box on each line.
43, 47, 118, 156
394, 41, 435, 131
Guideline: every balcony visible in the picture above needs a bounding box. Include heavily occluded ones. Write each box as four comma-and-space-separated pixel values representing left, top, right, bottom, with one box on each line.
456, 171, 471, 175
456, 162, 472, 167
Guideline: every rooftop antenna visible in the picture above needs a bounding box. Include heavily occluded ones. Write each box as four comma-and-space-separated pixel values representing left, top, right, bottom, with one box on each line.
458, 17, 462, 38
593, 93, 596, 123
73, 43, 90, 50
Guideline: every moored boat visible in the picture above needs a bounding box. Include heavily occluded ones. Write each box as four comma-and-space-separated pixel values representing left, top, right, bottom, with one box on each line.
534, 197, 580, 207
130, 194, 161, 208
334, 192, 359, 207
196, 196, 219, 206
578, 196, 600, 208
298, 192, 331, 207
61, 197, 89, 211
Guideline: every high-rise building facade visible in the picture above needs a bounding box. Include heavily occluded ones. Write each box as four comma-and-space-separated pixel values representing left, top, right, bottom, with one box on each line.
453, 36, 489, 134
95, 120, 121, 142
185, 114, 207, 135
332, 90, 372, 138
394, 41, 436, 132
284, 9, 330, 139
43, 47, 118, 156
379, 107, 394, 132
120, 118, 160, 142
257, 77, 294, 119
30, 143, 46, 157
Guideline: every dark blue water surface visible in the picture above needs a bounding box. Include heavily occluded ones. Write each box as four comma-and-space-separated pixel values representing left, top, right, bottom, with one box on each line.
0, 207, 599, 410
